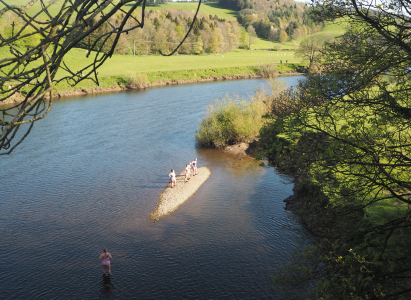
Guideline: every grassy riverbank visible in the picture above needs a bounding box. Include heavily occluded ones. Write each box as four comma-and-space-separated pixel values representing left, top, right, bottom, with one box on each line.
52, 63, 299, 97
0, 44, 301, 105
2, 58, 301, 105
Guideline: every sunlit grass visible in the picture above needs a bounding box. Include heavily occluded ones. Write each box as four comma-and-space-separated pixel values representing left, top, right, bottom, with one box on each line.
56, 48, 299, 77
1, 0, 64, 17
143, 2, 238, 21
1, 1, 237, 20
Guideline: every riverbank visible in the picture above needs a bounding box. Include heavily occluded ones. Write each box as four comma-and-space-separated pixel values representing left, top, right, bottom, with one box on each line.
149, 166, 211, 222
1, 64, 304, 106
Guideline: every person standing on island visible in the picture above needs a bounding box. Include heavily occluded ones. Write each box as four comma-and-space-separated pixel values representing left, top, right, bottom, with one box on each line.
99, 248, 112, 275
185, 163, 190, 183
188, 162, 193, 179
169, 169, 176, 188
192, 158, 198, 176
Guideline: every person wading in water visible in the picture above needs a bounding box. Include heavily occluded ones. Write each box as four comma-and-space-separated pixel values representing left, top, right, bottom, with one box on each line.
99, 248, 112, 275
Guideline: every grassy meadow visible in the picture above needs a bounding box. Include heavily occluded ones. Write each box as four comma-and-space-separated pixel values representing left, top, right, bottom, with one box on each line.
1, 0, 64, 17
60, 48, 297, 77
1, 1, 238, 20
144, 2, 238, 21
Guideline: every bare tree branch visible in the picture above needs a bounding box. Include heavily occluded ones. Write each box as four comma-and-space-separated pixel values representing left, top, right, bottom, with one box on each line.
0, 0, 199, 155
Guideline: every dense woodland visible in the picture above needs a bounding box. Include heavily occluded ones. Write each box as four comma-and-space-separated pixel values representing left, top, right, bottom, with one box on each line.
0, 9, 239, 56
221, 0, 324, 41
102, 9, 241, 55
104, 0, 325, 55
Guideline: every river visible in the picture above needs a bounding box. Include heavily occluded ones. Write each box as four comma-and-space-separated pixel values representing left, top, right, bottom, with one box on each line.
0, 76, 305, 299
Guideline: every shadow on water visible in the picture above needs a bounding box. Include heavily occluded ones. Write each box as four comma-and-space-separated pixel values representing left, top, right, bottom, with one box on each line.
196, 147, 263, 177
100, 275, 115, 298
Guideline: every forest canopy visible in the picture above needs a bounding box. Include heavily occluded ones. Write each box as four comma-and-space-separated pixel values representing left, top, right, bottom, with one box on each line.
220, 0, 324, 41
94, 9, 241, 55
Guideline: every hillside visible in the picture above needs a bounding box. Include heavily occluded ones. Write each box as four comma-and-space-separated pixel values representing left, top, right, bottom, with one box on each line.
145, 2, 238, 21
1, 1, 343, 53
220, 0, 325, 41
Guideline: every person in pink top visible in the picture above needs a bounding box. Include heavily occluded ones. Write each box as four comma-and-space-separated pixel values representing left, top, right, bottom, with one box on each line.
99, 248, 112, 275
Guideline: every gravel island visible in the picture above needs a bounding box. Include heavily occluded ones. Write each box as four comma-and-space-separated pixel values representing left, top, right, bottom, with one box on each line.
149, 166, 211, 222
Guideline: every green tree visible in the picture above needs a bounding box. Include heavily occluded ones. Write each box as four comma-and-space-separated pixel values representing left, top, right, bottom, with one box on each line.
261, 1, 411, 298
208, 31, 219, 53
294, 34, 332, 71
247, 24, 257, 49
239, 27, 248, 49
153, 27, 168, 54
175, 25, 184, 37
193, 18, 201, 36
192, 36, 204, 54
153, 17, 160, 29
279, 30, 288, 43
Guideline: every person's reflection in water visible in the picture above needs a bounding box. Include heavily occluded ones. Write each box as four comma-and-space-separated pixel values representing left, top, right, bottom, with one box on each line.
100, 274, 115, 298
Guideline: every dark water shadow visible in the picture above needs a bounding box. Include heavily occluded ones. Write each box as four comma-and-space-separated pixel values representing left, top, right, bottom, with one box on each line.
99, 274, 115, 298
133, 185, 164, 189
196, 147, 262, 178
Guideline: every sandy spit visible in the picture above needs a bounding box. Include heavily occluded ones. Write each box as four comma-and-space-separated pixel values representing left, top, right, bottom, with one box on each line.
149, 166, 211, 222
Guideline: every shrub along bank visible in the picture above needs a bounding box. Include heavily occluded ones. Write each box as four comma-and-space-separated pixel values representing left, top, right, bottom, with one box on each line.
195, 78, 289, 147
257, 86, 411, 298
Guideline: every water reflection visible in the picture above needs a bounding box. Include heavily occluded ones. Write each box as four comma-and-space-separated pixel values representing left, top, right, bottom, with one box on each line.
100, 275, 115, 298
196, 148, 265, 177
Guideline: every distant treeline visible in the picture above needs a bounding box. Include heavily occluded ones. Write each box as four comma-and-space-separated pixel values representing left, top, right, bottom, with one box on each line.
80, 9, 242, 55
220, 0, 324, 41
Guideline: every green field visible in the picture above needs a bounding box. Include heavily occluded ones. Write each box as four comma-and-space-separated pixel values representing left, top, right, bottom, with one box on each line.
1, 1, 237, 20
60, 48, 297, 77
317, 18, 348, 37
0, 45, 297, 79
144, 2, 238, 21
1, 0, 63, 17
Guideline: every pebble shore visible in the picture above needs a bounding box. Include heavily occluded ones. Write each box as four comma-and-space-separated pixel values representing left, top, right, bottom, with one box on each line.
149, 166, 211, 222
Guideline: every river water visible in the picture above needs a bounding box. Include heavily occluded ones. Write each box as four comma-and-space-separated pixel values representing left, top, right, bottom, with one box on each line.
1, 76, 305, 299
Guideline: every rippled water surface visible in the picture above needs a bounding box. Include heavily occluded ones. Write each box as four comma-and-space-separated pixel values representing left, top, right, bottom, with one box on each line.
1, 77, 305, 299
